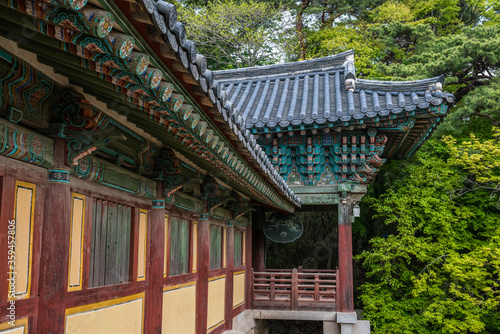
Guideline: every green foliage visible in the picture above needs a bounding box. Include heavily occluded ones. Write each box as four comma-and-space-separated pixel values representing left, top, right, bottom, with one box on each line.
371, 23, 500, 102
437, 78, 500, 139
305, 23, 385, 77
178, 0, 282, 70
370, 1, 415, 23
358, 133, 500, 334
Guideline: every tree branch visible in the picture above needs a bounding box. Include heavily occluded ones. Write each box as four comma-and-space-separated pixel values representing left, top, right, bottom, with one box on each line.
472, 112, 500, 126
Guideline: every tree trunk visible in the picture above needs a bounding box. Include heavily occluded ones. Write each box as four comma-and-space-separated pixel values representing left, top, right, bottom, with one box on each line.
296, 0, 310, 61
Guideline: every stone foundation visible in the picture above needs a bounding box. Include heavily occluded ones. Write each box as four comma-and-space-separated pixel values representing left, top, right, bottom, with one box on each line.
226, 310, 370, 334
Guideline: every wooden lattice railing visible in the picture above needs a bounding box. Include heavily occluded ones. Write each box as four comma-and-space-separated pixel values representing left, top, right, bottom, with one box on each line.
252, 267, 337, 311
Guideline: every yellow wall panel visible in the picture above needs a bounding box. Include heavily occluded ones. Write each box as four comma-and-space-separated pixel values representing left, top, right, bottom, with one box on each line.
65, 294, 144, 334
192, 222, 198, 273
233, 271, 245, 308
162, 283, 196, 334
0, 318, 28, 333
137, 210, 147, 281
12, 182, 35, 299
68, 194, 85, 291
0, 327, 24, 334
207, 276, 226, 330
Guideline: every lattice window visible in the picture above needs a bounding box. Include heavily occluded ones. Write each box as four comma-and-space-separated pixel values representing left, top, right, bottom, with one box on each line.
169, 217, 190, 276
210, 226, 223, 270
234, 230, 243, 267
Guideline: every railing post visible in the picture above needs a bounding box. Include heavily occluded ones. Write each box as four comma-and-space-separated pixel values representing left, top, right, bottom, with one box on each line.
291, 268, 298, 311
270, 273, 276, 302
315, 274, 320, 302
336, 266, 340, 309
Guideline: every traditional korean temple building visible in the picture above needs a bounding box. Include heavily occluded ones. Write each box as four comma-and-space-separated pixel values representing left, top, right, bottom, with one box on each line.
0, 0, 453, 333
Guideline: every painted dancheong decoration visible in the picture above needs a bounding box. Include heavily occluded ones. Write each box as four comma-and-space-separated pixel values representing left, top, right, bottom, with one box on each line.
0, 0, 454, 331
215, 50, 454, 205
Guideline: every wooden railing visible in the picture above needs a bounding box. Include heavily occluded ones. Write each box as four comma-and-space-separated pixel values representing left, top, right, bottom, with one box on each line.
252, 267, 338, 311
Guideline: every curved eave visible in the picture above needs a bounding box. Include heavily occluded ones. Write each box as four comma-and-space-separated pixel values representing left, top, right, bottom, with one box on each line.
113, 0, 300, 209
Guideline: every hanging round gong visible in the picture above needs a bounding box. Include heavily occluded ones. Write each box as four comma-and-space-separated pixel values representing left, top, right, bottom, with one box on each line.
264, 214, 303, 243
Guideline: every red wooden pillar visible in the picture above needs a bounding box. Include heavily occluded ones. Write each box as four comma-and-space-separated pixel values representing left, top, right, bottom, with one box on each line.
146, 182, 165, 334
338, 200, 353, 312
224, 222, 234, 329
252, 228, 265, 272
196, 203, 210, 334
37, 138, 72, 333
245, 222, 253, 310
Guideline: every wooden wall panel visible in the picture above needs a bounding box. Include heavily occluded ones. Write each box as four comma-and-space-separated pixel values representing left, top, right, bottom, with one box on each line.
242, 232, 246, 266
89, 201, 132, 287
104, 203, 118, 286
122, 206, 132, 283
222, 227, 227, 269
98, 201, 107, 287
164, 215, 168, 277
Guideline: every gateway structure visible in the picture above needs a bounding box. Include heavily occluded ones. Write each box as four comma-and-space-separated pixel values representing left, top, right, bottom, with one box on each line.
214, 50, 453, 333
0, 0, 453, 333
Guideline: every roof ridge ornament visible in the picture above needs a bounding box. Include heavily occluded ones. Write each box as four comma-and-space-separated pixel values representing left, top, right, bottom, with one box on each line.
428, 81, 443, 92
343, 54, 356, 91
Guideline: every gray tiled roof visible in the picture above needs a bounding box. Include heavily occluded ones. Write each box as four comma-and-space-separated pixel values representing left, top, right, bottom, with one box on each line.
214, 51, 454, 129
